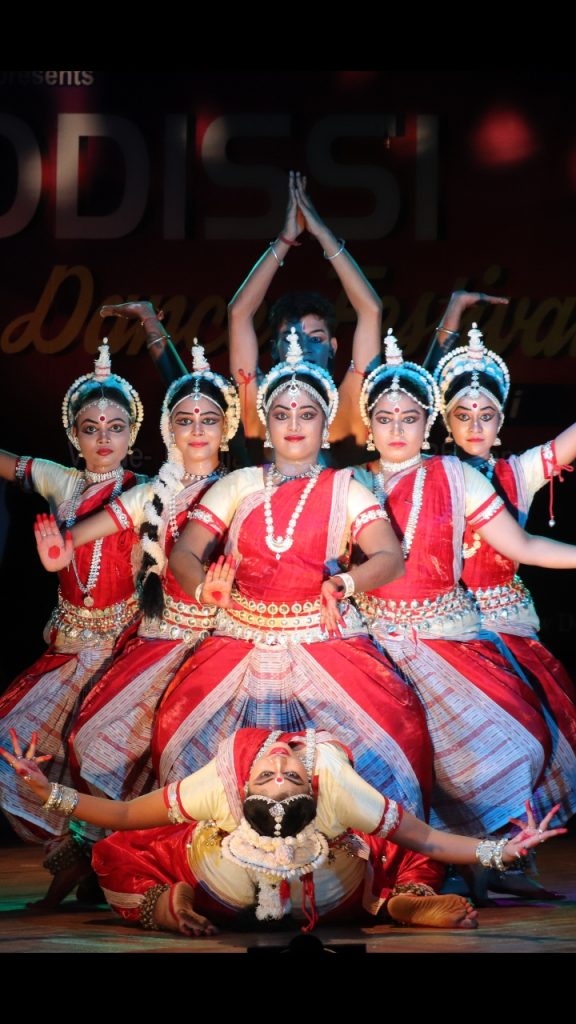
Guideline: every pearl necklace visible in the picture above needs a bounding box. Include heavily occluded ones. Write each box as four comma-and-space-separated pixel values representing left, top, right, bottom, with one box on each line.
182, 463, 224, 483
378, 453, 422, 475
264, 465, 322, 558
169, 466, 224, 542
66, 467, 125, 607
373, 463, 426, 559
84, 468, 123, 484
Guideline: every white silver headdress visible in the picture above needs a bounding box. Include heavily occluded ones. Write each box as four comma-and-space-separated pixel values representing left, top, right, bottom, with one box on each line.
61, 340, 144, 451
360, 329, 441, 448
160, 341, 240, 457
256, 327, 339, 428
434, 323, 511, 421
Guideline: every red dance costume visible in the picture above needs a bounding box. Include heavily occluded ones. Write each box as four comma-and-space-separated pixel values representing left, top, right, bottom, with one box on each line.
152, 467, 433, 819
94, 728, 443, 929
461, 442, 576, 822
354, 456, 563, 835
68, 476, 221, 801
0, 460, 141, 841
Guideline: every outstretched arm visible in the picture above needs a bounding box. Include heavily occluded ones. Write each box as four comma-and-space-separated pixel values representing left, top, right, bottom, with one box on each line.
394, 801, 566, 867
35, 510, 120, 571
294, 176, 383, 444
100, 301, 188, 385
228, 171, 304, 438
551, 421, 576, 467
0, 450, 19, 481
422, 290, 509, 372
0, 732, 169, 831
478, 506, 576, 568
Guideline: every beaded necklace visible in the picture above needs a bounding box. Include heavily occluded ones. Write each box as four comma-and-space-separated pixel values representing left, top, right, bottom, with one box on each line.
264, 465, 322, 558
168, 464, 224, 542
65, 467, 125, 607
373, 461, 426, 559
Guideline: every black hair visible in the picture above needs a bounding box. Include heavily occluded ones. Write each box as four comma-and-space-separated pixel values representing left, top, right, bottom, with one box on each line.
264, 371, 331, 413
70, 381, 134, 422
443, 370, 505, 412
368, 370, 431, 415
243, 794, 317, 838
268, 292, 337, 339
137, 492, 165, 618
167, 377, 227, 416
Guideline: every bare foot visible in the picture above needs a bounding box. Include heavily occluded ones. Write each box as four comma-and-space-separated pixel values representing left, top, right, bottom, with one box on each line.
387, 893, 478, 929
100, 301, 163, 322
25, 860, 92, 911
154, 882, 219, 937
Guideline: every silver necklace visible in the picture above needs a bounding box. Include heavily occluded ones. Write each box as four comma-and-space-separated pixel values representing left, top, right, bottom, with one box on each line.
271, 463, 321, 484
169, 465, 224, 541
66, 467, 125, 606
372, 463, 426, 559
378, 453, 422, 474
264, 465, 322, 558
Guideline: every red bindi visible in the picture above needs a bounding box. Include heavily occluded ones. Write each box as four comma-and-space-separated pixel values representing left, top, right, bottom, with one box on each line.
193, 407, 201, 414
393, 406, 401, 414
290, 400, 298, 409
472, 403, 478, 409
99, 415, 106, 422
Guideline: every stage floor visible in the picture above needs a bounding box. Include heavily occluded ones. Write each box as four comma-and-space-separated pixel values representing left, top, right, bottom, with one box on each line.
1, 838, 575, 954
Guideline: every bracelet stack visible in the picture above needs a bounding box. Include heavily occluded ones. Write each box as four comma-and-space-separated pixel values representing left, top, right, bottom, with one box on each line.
475, 836, 510, 872
42, 782, 79, 817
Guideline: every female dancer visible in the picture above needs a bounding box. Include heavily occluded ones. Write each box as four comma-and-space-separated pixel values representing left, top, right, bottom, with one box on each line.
0, 343, 143, 898
141, 331, 434, 819
353, 331, 576, 841
0, 728, 565, 935
35, 347, 240, 803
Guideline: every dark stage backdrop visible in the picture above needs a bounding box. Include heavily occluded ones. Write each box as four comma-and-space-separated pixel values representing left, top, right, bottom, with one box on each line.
1, 68, 576, 692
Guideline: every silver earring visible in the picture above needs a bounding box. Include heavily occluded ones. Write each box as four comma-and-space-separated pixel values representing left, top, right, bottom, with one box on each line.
493, 436, 502, 447
321, 428, 330, 450
265, 429, 272, 448
366, 431, 376, 452
219, 438, 229, 452
444, 433, 454, 443
421, 435, 431, 451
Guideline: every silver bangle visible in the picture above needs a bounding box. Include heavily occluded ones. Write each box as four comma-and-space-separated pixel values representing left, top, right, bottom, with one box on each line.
475, 836, 509, 871
146, 335, 166, 349
42, 782, 79, 817
333, 572, 355, 599
436, 326, 459, 337
323, 239, 345, 261
194, 582, 205, 605
269, 243, 284, 267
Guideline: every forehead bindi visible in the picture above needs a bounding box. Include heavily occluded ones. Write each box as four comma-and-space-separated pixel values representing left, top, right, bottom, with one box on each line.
78, 404, 128, 425
174, 400, 222, 418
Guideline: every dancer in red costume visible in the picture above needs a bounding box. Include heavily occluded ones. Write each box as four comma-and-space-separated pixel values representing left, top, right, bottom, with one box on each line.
353, 331, 576, 843
36, 346, 240, 803
151, 331, 433, 819
0, 728, 566, 935
0, 343, 144, 901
